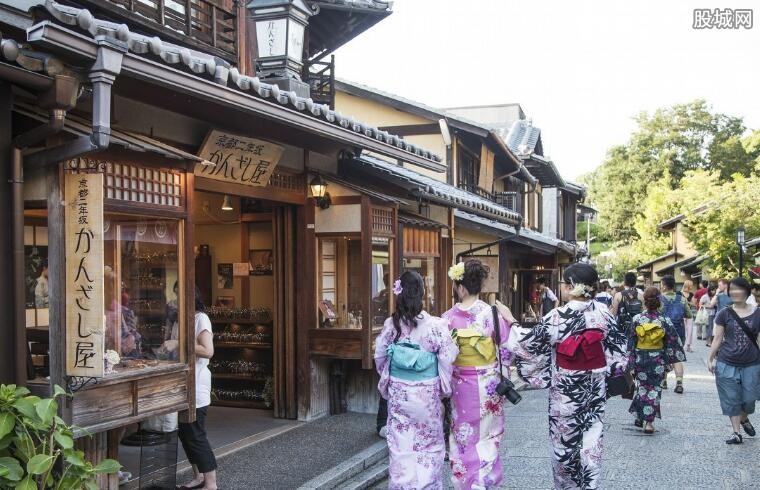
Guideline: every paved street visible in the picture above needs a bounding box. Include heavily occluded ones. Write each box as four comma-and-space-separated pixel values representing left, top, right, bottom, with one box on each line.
496, 340, 760, 489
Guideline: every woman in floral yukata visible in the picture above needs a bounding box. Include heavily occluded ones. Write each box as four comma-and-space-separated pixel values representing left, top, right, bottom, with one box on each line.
442, 260, 513, 490
627, 287, 686, 434
505, 263, 628, 490
375, 270, 459, 489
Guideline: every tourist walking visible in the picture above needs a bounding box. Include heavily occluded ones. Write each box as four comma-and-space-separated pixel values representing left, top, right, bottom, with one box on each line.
711, 278, 733, 314
537, 276, 559, 317
610, 271, 644, 334
374, 271, 458, 489
443, 260, 513, 489
176, 288, 218, 490
627, 287, 687, 434
507, 263, 628, 490
702, 285, 718, 347
659, 275, 691, 392
708, 277, 760, 445
595, 280, 613, 307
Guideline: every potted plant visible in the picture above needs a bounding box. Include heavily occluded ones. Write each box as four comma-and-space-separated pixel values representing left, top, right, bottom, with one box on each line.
0, 384, 121, 489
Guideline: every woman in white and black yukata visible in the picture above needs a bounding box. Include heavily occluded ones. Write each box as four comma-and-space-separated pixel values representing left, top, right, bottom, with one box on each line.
505, 263, 628, 490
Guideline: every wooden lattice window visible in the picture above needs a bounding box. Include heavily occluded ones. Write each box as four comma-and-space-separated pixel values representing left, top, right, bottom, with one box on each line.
268, 171, 305, 193
105, 162, 183, 207
403, 227, 440, 258
372, 207, 394, 236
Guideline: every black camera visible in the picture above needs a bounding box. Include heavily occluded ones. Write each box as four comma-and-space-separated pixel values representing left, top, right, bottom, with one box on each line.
496, 377, 522, 405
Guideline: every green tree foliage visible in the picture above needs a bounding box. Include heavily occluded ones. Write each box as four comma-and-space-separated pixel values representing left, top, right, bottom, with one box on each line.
585, 100, 757, 243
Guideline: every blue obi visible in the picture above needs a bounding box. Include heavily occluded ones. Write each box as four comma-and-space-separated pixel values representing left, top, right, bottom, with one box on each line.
388, 341, 439, 381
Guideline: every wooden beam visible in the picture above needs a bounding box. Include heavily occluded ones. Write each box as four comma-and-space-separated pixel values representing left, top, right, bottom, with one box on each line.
377, 123, 440, 137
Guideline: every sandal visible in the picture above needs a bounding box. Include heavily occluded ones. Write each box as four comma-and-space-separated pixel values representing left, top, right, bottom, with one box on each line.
674, 384, 684, 394
644, 424, 654, 434
176, 483, 205, 490
741, 419, 756, 437
726, 432, 743, 444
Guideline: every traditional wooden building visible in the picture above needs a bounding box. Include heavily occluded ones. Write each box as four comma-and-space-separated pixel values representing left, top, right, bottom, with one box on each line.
0, 0, 450, 486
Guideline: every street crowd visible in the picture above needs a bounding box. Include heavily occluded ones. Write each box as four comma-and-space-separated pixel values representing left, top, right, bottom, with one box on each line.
374, 261, 760, 490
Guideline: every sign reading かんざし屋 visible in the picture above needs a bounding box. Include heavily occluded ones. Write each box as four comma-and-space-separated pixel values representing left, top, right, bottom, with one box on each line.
65, 172, 105, 377
195, 130, 284, 187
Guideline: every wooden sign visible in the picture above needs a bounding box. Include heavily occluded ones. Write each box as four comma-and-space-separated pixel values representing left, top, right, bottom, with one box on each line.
195, 129, 284, 187
65, 173, 105, 377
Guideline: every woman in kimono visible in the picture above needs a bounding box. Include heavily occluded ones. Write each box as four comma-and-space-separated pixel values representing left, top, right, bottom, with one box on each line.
506, 263, 627, 490
375, 270, 459, 489
627, 287, 686, 434
442, 260, 512, 490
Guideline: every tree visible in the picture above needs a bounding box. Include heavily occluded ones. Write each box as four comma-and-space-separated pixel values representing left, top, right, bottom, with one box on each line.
584, 100, 757, 243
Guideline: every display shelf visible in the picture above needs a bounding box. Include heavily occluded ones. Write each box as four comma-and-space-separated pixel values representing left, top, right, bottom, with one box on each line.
210, 373, 269, 382
214, 342, 272, 350
211, 399, 268, 409
208, 319, 273, 325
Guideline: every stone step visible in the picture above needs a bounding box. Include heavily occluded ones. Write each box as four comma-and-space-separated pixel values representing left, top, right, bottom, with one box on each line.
337, 457, 389, 490
297, 440, 388, 490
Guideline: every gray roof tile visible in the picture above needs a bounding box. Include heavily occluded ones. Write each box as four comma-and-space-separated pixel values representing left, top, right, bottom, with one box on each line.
354, 154, 521, 224
37, 0, 441, 164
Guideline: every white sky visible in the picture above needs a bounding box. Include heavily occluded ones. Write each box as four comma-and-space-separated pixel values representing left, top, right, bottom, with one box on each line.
334, 0, 760, 180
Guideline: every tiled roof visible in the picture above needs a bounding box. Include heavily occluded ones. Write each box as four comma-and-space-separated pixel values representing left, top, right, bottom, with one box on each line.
637, 251, 683, 270
352, 154, 522, 224
654, 254, 703, 276
314, 0, 392, 10
454, 210, 577, 255
398, 213, 446, 229
35, 0, 441, 165
505, 119, 542, 156
0, 31, 63, 77
747, 236, 760, 248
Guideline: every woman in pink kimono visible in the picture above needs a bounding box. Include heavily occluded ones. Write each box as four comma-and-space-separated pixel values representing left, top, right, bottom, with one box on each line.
442, 260, 513, 489
375, 271, 459, 489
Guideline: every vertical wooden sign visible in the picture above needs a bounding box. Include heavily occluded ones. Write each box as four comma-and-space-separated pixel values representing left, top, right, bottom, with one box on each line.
65, 172, 105, 377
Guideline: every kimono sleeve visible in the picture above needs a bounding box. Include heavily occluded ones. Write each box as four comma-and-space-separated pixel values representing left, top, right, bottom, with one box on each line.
662, 316, 687, 365
374, 317, 396, 399
603, 309, 628, 375
431, 318, 459, 398
625, 314, 640, 368
507, 316, 553, 389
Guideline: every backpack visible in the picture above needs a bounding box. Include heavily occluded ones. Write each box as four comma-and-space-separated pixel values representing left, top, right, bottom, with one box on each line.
617, 288, 642, 330
660, 292, 686, 331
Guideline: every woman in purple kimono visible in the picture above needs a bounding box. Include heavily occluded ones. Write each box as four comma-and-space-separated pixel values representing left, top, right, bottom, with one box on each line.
507, 263, 628, 490
442, 260, 512, 489
375, 271, 459, 489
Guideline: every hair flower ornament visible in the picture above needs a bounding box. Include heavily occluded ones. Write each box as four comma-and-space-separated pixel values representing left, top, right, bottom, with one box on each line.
448, 262, 465, 282
568, 279, 594, 298
392, 279, 403, 296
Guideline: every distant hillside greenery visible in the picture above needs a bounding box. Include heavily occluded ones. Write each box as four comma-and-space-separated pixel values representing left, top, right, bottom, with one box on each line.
581, 100, 760, 280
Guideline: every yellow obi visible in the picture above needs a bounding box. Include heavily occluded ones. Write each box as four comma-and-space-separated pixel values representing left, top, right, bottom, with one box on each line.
454, 328, 496, 367
635, 323, 665, 350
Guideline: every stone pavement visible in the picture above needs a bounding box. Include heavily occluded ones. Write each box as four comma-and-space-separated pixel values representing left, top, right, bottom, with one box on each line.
494, 339, 760, 489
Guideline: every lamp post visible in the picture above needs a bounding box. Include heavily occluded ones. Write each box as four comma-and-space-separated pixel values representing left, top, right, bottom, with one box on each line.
737, 226, 746, 278
247, 0, 316, 97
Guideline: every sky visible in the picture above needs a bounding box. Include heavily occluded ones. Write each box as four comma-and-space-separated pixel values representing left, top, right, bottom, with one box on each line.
334, 0, 760, 181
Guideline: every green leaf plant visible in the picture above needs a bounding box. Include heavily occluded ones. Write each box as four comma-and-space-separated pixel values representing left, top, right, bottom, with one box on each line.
0, 384, 121, 489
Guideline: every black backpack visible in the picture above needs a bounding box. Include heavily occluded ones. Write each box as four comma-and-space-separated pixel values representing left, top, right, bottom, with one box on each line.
618, 288, 642, 330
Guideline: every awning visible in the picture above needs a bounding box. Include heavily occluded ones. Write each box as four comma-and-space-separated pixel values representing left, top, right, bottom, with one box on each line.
317, 172, 409, 205
15, 102, 202, 161
454, 211, 576, 256
350, 154, 522, 224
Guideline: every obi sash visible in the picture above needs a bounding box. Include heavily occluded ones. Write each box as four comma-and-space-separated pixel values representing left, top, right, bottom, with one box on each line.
635, 323, 665, 350
388, 341, 438, 381
453, 328, 496, 367
556, 329, 606, 370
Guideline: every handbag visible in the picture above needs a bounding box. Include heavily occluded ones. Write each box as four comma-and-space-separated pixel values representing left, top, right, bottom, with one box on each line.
606, 369, 635, 399
695, 306, 709, 326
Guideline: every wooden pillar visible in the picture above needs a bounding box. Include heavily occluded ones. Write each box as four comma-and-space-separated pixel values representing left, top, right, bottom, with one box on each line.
0, 81, 18, 384
296, 200, 315, 420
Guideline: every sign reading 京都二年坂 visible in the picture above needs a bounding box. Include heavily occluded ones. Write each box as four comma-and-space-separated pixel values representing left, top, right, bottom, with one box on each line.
65, 172, 105, 377
195, 130, 284, 187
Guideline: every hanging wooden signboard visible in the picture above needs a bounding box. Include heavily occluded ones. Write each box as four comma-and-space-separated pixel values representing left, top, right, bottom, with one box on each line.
195, 129, 285, 187
65, 172, 105, 377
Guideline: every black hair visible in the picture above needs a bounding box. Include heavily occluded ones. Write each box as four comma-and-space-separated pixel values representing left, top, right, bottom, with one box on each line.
562, 263, 599, 290
752, 283, 760, 292
455, 259, 489, 296
643, 286, 662, 312
537, 277, 547, 285
624, 272, 637, 287
728, 277, 752, 300
661, 275, 676, 290
195, 286, 205, 313
600, 280, 610, 290
392, 271, 425, 341
41, 259, 48, 269
701, 280, 709, 288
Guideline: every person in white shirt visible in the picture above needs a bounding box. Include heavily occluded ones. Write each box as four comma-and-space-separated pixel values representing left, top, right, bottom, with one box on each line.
537, 277, 559, 317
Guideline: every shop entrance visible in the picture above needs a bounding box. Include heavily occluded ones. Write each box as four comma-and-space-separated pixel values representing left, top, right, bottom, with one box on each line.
192, 191, 298, 420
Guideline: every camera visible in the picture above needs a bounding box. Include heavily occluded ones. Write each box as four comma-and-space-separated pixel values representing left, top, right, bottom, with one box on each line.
496, 377, 522, 405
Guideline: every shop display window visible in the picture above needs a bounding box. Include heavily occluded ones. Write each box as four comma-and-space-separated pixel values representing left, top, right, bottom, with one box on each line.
103, 215, 184, 373
317, 236, 363, 328
371, 238, 391, 328
402, 257, 437, 315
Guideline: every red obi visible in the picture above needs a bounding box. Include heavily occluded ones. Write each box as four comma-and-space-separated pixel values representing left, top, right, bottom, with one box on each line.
556, 329, 606, 370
